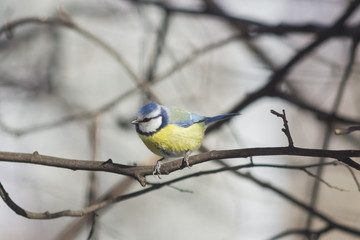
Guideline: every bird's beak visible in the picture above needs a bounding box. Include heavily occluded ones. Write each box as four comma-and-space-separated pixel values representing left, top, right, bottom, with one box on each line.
131, 119, 139, 125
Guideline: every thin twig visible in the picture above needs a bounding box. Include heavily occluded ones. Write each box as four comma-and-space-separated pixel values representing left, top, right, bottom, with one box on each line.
302, 168, 346, 191
271, 109, 294, 147
335, 126, 360, 135
155, 34, 242, 82
339, 162, 360, 192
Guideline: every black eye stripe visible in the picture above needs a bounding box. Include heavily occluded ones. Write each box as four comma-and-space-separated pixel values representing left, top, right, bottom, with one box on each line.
142, 118, 151, 122
140, 115, 161, 123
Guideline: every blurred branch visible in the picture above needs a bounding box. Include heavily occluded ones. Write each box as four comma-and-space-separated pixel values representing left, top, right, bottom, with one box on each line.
202, 0, 277, 69
86, 213, 97, 240
155, 34, 242, 82
0, 32, 243, 136
0, 10, 164, 136
129, 0, 360, 37
55, 161, 342, 239
2, 7, 360, 137
0, 10, 160, 100
1, 161, 359, 237
268, 225, 333, 240
207, 0, 360, 132
86, 116, 99, 239
275, 90, 360, 125
302, 168, 345, 191
306, 20, 360, 229
0, 86, 136, 136
56, 177, 135, 240
340, 163, 360, 192
145, 10, 171, 82
220, 168, 360, 238
335, 126, 360, 135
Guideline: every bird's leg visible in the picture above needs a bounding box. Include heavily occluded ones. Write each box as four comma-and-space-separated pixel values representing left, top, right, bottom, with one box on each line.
183, 150, 191, 168
153, 157, 164, 178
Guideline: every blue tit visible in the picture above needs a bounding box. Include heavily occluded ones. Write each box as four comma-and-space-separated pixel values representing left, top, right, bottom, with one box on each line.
131, 102, 238, 175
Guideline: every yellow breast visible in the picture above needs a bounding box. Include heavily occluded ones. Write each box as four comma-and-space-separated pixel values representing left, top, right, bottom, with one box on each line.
138, 123, 206, 157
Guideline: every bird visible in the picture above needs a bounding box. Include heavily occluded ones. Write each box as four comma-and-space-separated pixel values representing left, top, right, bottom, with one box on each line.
131, 102, 238, 175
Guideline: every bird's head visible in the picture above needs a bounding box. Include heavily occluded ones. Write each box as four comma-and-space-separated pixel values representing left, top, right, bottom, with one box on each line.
131, 102, 168, 135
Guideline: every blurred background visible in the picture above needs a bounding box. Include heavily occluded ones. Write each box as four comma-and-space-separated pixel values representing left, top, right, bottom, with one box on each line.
0, 0, 360, 239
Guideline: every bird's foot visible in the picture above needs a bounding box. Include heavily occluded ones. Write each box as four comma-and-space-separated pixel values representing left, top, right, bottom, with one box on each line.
183, 151, 191, 168
153, 158, 163, 179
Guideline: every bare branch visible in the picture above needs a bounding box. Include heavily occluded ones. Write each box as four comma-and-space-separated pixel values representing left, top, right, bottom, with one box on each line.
340, 163, 360, 192
271, 109, 294, 147
335, 126, 360, 135
0, 147, 360, 188
269, 225, 333, 240
302, 168, 346, 191
0, 182, 27, 217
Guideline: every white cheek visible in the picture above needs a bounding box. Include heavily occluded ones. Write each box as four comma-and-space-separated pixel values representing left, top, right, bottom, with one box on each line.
139, 117, 162, 133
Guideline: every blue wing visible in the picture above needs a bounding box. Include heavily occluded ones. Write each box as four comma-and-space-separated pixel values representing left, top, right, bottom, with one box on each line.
165, 106, 206, 127
163, 105, 238, 127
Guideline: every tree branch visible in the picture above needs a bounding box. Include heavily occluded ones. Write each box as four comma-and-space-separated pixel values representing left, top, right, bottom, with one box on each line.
0, 147, 359, 187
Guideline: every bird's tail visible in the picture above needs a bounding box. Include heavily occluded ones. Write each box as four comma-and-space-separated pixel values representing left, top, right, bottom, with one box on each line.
204, 113, 239, 125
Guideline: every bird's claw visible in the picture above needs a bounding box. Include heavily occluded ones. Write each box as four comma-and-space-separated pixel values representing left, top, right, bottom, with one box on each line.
183, 151, 191, 168
153, 160, 162, 179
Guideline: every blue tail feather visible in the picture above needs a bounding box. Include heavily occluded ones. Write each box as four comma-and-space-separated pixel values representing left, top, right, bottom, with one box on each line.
204, 113, 239, 125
